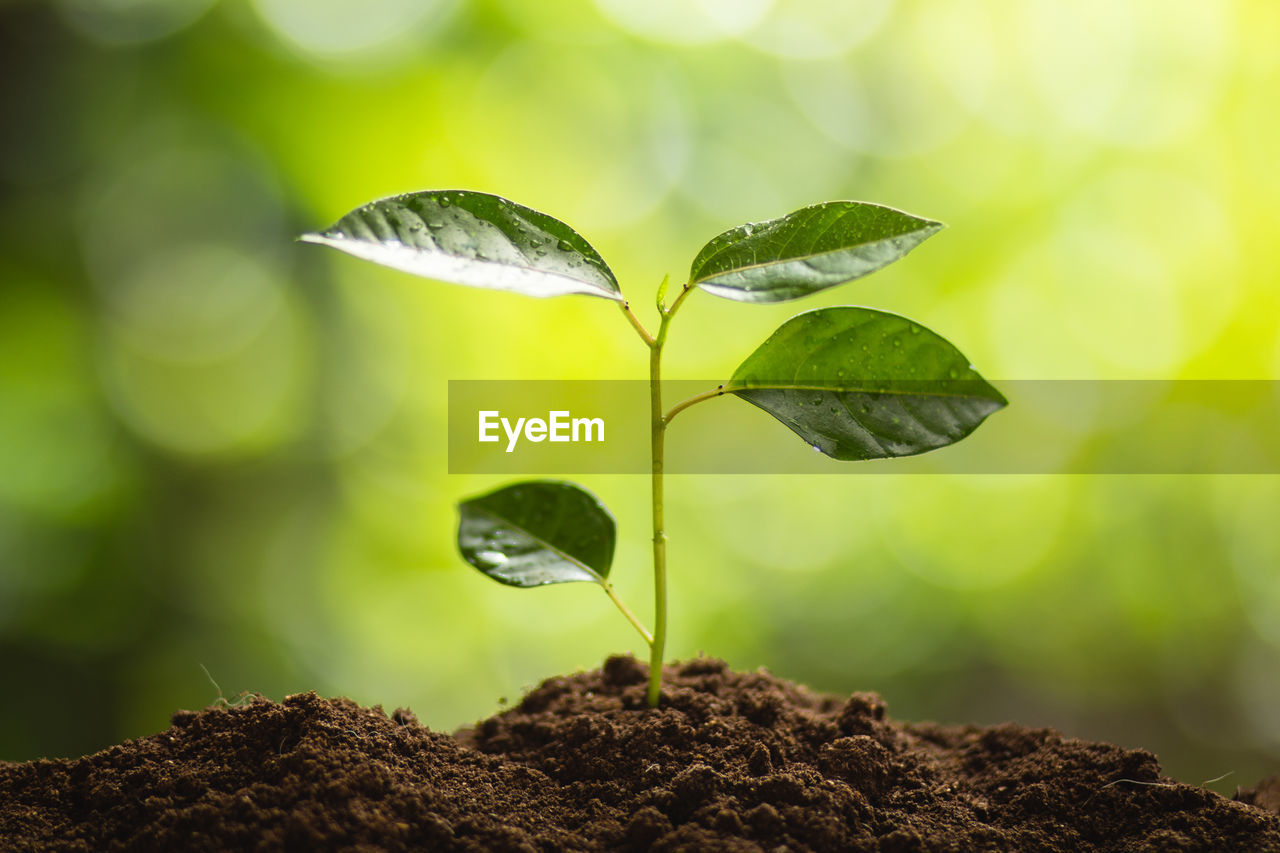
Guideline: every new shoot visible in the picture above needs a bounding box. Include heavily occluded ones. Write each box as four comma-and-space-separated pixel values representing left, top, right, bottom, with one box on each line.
303, 191, 1005, 707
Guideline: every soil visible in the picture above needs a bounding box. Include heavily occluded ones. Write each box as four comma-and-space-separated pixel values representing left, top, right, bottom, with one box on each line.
2, 656, 1278, 852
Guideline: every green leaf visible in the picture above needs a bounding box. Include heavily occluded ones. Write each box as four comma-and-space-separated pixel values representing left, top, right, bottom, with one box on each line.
728, 307, 1006, 460
457, 480, 616, 588
690, 201, 943, 303
301, 190, 623, 301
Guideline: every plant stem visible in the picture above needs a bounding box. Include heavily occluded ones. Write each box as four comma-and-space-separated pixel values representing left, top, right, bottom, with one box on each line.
645, 283, 692, 707
616, 281, 693, 707
665, 281, 693, 318
619, 301, 655, 346
647, 333, 667, 707
665, 384, 726, 424
601, 581, 654, 645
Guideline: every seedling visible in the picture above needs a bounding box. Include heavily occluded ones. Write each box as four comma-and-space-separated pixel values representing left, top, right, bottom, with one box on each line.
302, 191, 1005, 707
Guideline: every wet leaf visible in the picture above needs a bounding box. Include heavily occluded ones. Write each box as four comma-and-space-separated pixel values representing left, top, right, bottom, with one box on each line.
301, 190, 622, 301
457, 480, 616, 587
728, 307, 1006, 460
690, 201, 942, 303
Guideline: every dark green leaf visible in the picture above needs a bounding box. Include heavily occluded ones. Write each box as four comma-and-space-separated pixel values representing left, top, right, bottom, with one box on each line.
690, 201, 942, 303
301, 190, 622, 301
728, 307, 1006, 460
457, 480, 616, 588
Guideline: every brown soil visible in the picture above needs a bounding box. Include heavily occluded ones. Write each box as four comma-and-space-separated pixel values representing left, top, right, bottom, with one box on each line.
2, 656, 1277, 852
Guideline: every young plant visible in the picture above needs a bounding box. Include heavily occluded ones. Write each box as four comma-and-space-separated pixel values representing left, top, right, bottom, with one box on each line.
302, 191, 1005, 707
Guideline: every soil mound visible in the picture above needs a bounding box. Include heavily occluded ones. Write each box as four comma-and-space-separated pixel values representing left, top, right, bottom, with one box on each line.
2, 656, 1277, 851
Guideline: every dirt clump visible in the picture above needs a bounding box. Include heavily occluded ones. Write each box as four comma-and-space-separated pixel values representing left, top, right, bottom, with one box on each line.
2, 655, 1277, 851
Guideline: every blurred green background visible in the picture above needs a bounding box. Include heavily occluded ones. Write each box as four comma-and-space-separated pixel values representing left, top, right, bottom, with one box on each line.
2, 0, 1278, 792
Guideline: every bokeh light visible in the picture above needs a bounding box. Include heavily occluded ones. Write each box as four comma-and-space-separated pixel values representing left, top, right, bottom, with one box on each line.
741, 0, 893, 59
593, 0, 773, 47
55, 0, 214, 46
250, 0, 460, 64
